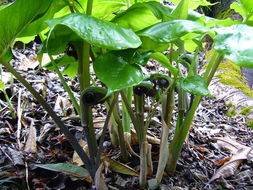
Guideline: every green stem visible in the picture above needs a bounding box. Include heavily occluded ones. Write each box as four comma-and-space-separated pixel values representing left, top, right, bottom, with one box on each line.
122, 88, 132, 133
134, 93, 144, 144
134, 93, 148, 188
112, 100, 128, 161
77, 42, 97, 167
86, 0, 93, 15
120, 91, 139, 135
96, 93, 119, 165
49, 55, 80, 115
175, 86, 186, 134
166, 50, 222, 175
0, 60, 93, 176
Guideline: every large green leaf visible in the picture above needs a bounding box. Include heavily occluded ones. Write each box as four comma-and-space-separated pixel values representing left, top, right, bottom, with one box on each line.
93, 52, 144, 91
18, 0, 68, 38
112, 2, 171, 31
0, 0, 52, 58
46, 13, 142, 54
35, 163, 90, 179
137, 20, 209, 50
214, 24, 253, 68
79, 0, 160, 20
179, 75, 210, 96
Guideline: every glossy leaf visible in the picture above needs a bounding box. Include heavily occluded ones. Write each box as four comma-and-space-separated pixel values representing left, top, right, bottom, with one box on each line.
93, 52, 144, 92
179, 75, 210, 96
112, 2, 171, 31
109, 49, 153, 65
102, 156, 139, 176
214, 24, 253, 68
19, 0, 68, 38
137, 20, 209, 50
0, 0, 51, 58
79, 0, 160, 20
35, 163, 90, 179
79, 0, 127, 20
46, 13, 142, 54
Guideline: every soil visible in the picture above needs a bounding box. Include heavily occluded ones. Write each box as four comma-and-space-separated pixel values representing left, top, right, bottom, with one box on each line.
0, 44, 253, 190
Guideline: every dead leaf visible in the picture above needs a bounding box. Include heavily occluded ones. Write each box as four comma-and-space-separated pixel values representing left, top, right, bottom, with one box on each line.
214, 157, 231, 166
8, 147, 24, 166
102, 156, 139, 176
13, 51, 39, 71
131, 129, 160, 145
93, 117, 106, 128
95, 163, 108, 190
209, 137, 253, 183
192, 145, 210, 153
72, 140, 89, 166
54, 95, 75, 116
73, 131, 103, 165
124, 132, 139, 158
24, 120, 37, 153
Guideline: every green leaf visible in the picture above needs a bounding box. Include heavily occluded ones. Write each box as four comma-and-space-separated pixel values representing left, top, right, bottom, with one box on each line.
171, 0, 188, 19
231, 0, 253, 20
214, 24, 253, 68
102, 156, 139, 176
93, 52, 144, 92
18, 0, 68, 38
179, 75, 210, 96
46, 13, 142, 54
79, 0, 160, 20
0, 0, 52, 58
108, 49, 153, 65
137, 20, 209, 50
112, 2, 172, 31
169, 0, 212, 10
35, 163, 90, 179
80, 0, 127, 20
150, 52, 178, 76
43, 55, 78, 78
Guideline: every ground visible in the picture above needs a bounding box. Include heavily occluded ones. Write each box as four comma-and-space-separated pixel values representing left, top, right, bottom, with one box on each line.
0, 45, 253, 190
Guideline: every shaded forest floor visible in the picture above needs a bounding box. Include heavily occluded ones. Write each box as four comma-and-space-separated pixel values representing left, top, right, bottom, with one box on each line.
0, 45, 253, 190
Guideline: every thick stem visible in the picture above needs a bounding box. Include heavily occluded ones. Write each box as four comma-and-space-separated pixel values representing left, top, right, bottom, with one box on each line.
175, 86, 186, 134
139, 141, 148, 189
77, 42, 97, 167
134, 94, 148, 188
134, 94, 144, 145
122, 88, 132, 133
49, 55, 80, 115
0, 60, 93, 176
156, 87, 174, 184
166, 50, 222, 175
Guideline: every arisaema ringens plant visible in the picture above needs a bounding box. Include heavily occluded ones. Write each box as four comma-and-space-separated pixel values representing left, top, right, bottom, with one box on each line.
1, 0, 253, 189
